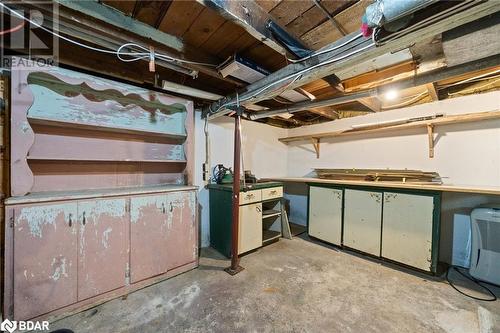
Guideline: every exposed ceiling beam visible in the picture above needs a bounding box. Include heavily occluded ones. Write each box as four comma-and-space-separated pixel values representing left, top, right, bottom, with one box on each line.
358, 97, 382, 112
203, 1, 499, 118
56, 0, 182, 51
51, 0, 243, 86
197, 0, 305, 56
311, 0, 347, 36
154, 1, 173, 29
250, 55, 500, 120
308, 107, 339, 120
425, 83, 439, 101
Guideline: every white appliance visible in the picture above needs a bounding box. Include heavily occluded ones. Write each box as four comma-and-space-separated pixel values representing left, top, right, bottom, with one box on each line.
452, 214, 471, 268
469, 207, 500, 285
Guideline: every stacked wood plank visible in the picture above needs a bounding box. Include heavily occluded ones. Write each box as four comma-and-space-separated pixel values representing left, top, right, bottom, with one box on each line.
314, 169, 442, 184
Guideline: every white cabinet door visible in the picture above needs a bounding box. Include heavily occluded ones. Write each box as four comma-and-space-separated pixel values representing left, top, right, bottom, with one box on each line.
238, 203, 263, 254
308, 186, 343, 246
382, 192, 434, 271
344, 189, 382, 256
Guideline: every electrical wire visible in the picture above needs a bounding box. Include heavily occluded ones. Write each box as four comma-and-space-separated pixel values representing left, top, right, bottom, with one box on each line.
446, 266, 497, 302
211, 40, 375, 115
0, 3, 219, 68
286, 32, 363, 63
0, 20, 25, 35
441, 69, 500, 88
447, 78, 500, 97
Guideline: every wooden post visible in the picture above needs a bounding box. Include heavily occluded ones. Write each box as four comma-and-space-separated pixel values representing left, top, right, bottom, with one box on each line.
225, 114, 244, 275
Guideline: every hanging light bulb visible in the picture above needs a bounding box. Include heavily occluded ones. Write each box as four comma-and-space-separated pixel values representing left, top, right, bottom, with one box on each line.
384, 89, 398, 101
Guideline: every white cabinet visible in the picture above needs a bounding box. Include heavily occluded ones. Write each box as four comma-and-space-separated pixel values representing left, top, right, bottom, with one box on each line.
238, 203, 263, 254
382, 192, 435, 271
308, 186, 343, 246
343, 189, 382, 256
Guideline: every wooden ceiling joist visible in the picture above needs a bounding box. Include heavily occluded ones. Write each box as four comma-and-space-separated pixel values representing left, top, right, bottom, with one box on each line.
52, 0, 243, 86
197, 0, 304, 56
426, 83, 439, 101
358, 97, 382, 112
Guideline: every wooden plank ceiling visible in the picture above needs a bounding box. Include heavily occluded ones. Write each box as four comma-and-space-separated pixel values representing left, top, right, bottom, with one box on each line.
76, 1, 500, 127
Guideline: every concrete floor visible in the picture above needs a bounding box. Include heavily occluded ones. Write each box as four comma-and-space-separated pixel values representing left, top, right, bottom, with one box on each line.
46, 236, 500, 333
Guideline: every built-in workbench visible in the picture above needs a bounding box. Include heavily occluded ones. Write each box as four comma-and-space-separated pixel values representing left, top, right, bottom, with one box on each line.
208, 182, 284, 258
269, 177, 500, 273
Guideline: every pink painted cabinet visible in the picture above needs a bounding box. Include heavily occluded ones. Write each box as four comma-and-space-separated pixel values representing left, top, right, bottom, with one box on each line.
130, 191, 198, 281
130, 194, 169, 283
77, 198, 128, 300
166, 191, 197, 270
5, 188, 198, 321
12, 202, 78, 321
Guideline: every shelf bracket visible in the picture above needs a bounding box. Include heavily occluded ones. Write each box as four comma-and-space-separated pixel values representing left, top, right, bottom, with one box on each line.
427, 124, 435, 158
311, 138, 320, 159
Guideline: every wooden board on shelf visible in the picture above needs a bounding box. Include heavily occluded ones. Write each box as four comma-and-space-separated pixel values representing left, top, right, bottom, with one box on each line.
314, 168, 442, 184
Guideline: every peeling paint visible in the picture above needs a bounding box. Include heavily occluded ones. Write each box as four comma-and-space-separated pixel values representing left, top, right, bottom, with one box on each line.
102, 227, 112, 249
130, 195, 165, 224
17, 203, 75, 238
28, 85, 187, 136
50, 256, 68, 281
81, 199, 127, 222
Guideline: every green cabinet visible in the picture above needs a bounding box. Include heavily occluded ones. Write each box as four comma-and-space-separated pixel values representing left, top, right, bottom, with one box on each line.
209, 182, 283, 258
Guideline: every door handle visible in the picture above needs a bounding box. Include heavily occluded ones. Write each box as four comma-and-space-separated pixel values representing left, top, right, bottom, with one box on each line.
256, 206, 261, 213
68, 213, 73, 227
82, 211, 86, 226
169, 202, 173, 212
162, 202, 166, 214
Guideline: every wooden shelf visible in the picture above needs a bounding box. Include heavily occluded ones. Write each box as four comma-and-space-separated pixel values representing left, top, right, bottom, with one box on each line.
27, 157, 187, 163
263, 230, 281, 243
28, 156, 187, 163
278, 110, 500, 158
262, 209, 282, 219
29, 118, 187, 141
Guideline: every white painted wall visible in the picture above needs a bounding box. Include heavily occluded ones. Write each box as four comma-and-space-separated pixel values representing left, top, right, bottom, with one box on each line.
285, 91, 500, 263
287, 91, 500, 183
194, 114, 288, 247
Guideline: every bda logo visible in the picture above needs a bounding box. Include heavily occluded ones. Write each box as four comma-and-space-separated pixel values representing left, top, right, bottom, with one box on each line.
0, 319, 17, 333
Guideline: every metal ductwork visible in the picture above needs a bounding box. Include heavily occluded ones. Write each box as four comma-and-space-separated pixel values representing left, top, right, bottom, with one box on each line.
249, 91, 376, 120
365, 0, 438, 29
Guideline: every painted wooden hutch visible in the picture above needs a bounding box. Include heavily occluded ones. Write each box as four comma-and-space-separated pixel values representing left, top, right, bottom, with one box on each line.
4, 59, 198, 321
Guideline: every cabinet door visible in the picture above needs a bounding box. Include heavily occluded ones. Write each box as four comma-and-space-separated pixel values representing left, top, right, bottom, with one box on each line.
344, 189, 382, 256
13, 203, 78, 320
308, 186, 342, 246
130, 194, 168, 283
382, 192, 434, 271
238, 203, 263, 254
166, 191, 197, 270
78, 198, 128, 300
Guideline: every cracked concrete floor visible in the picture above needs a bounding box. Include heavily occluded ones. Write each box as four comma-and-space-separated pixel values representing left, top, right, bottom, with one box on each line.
45, 236, 500, 333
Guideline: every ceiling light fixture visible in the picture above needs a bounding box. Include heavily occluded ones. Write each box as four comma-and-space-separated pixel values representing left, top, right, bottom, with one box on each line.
384, 89, 398, 101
